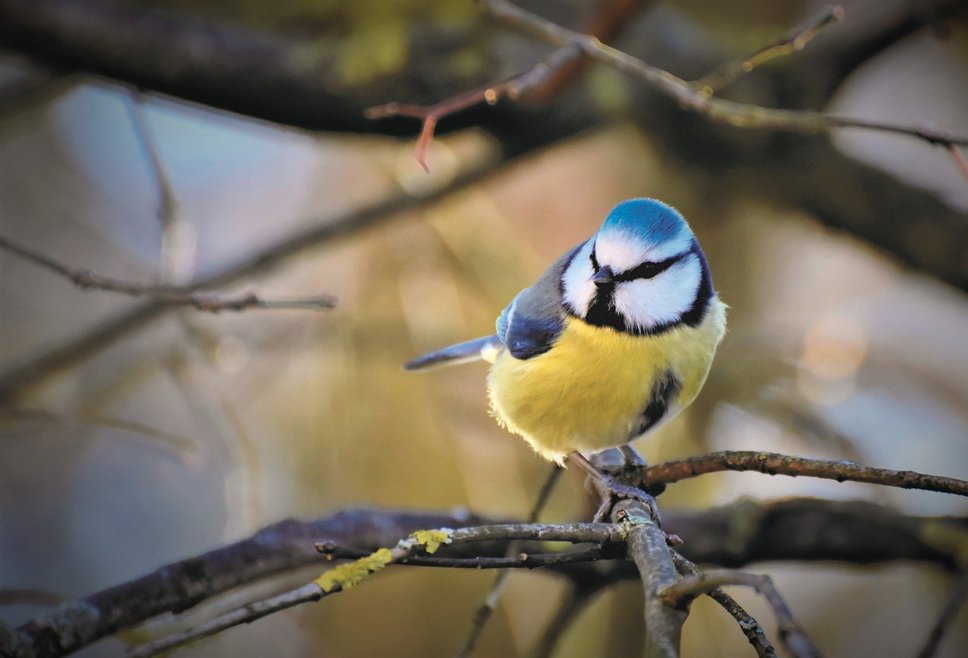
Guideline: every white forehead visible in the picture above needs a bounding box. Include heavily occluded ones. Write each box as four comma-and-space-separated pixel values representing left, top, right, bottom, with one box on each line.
594, 227, 693, 273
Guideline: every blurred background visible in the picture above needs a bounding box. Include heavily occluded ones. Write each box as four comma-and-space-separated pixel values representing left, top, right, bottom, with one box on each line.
1, 0, 967, 656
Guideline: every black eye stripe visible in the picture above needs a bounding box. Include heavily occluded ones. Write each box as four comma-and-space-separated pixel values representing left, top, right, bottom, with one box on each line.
612, 253, 684, 282
589, 247, 600, 271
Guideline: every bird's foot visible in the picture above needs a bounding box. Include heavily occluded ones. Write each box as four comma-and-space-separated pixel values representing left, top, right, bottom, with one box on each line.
568, 450, 662, 525
589, 475, 662, 524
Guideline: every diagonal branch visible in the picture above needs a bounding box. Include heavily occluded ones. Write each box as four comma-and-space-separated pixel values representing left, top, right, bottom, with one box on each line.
694, 5, 845, 94
671, 552, 776, 658
481, 0, 968, 150
659, 570, 822, 658
916, 569, 968, 658
0, 236, 336, 312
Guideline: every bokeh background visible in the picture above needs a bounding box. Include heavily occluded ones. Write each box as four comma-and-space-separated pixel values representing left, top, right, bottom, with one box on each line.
1, 0, 967, 656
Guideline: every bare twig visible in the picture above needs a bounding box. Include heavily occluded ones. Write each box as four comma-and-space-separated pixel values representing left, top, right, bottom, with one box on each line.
453, 464, 563, 658
659, 570, 822, 658
125, 90, 178, 233
694, 5, 845, 93
671, 553, 777, 658
316, 544, 609, 569
0, 152, 503, 404
0, 236, 336, 312
950, 146, 968, 184
481, 0, 968, 148
916, 569, 968, 658
638, 450, 968, 496
366, 44, 582, 172
127, 582, 326, 658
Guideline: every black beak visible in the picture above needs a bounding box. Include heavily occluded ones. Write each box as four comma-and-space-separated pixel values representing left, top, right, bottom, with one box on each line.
592, 265, 614, 287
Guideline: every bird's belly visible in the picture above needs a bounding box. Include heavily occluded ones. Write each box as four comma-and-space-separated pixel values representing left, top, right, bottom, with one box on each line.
487, 316, 716, 463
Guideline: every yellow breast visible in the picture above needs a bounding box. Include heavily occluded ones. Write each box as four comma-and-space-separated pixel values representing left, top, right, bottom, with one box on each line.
486, 303, 725, 463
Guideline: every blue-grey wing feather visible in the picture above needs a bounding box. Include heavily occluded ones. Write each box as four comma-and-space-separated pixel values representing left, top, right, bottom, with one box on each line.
404, 335, 501, 371
499, 241, 585, 360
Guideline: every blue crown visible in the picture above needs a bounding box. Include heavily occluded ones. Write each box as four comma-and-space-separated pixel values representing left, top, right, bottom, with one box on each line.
599, 198, 686, 245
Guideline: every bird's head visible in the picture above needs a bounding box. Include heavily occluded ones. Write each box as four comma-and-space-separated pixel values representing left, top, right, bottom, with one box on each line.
561, 198, 713, 334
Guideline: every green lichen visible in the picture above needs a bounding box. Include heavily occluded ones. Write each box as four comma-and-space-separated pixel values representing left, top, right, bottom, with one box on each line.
411, 528, 453, 554
315, 547, 394, 593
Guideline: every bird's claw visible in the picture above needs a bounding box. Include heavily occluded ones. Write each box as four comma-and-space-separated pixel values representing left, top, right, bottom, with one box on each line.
590, 476, 662, 525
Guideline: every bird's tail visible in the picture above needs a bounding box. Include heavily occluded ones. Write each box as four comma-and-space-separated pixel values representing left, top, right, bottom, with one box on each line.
404, 335, 503, 371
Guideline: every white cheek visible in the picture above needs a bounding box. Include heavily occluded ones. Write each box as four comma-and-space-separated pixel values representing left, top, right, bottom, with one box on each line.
613, 255, 701, 329
561, 241, 596, 314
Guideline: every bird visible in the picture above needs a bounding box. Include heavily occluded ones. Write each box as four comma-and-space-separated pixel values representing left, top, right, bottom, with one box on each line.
405, 198, 726, 499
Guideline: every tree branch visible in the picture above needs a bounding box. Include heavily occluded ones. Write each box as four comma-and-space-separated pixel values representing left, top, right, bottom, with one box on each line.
0, 236, 336, 312
638, 450, 968, 496
0, 153, 505, 404
480, 0, 968, 150
671, 553, 776, 658
659, 570, 821, 658
11, 499, 963, 658
916, 568, 968, 658
612, 500, 684, 658
128, 522, 627, 658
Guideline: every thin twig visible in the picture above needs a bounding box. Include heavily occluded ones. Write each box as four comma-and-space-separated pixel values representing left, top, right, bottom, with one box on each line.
481, 0, 968, 148
0, 152, 503, 404
950, 145, 968, 184
671, 553, 777, 658
916, 569, 968, 658
694, 5, 845, 93
530, 584, 601, 658
127, 582, 325, 658
660, 570, 822, 658
638, 450, 968, 496
317, 544, 608, 569
125, 90, 178, 234
366, 44, 582, 172
453, 464, 563, 658
0, 236, 336, 312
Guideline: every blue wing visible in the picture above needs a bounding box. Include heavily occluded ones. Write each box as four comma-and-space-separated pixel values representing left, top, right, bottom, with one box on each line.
404, 335, 502, 371
496, 241, 585, 360
406, 241, 586, 369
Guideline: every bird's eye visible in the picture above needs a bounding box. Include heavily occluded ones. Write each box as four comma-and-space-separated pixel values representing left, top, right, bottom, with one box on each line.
614, 254, 682, 282
589, 248, 600, 271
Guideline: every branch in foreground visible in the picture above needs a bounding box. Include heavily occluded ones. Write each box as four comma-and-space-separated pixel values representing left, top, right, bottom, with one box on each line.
0, 236, 336, 312
11, 499, 965, 658
128, 522, 626, 658
659, 569, 821, 658
638, 450, 968, 497
611, 499, 683, 658
671, 553, 776, 658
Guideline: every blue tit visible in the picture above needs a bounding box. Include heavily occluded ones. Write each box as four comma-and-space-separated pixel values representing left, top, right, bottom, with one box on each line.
406, 198, 726, 471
